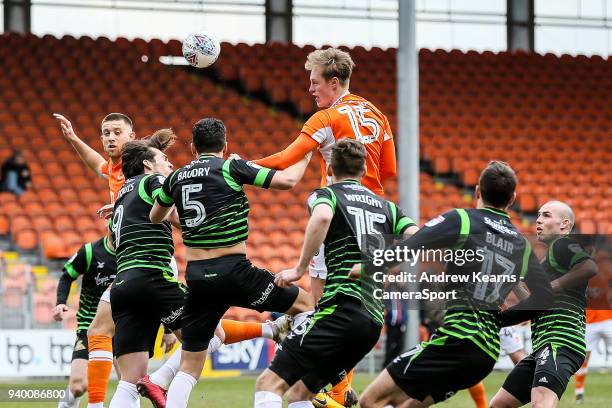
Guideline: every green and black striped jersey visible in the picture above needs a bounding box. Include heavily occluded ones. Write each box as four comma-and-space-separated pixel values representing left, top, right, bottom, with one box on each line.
531, 236, 591, 358
309, 180, 416, 326
111, 174, 174, 277
396, 207, 545, 360
157, 155, 276, 249
61, 237, 116, 333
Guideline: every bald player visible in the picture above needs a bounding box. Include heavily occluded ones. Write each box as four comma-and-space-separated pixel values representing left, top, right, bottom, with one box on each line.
490, 200, 598, 408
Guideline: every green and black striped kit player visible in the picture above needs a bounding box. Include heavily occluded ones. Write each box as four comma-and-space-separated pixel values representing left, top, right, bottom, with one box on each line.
531, 236, 591, 359
60, 236, 116, 333
157, 155, 300, 354
109, 173, 185, 358
498, 236, 591, 404
157, 154, 275, 248
267, 180, 416, 394
111, 174, 175, 279
309, 180, 416, 326
385, 207, 547, 403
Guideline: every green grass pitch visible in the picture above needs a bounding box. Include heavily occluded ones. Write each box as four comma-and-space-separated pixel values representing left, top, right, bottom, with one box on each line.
1, 371, 610, 407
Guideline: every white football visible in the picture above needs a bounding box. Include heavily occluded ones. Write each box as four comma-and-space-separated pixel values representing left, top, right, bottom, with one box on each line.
182, 32, 220, 68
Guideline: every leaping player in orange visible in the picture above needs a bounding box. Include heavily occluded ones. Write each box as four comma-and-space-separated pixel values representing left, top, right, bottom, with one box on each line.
243, 47, 398, 408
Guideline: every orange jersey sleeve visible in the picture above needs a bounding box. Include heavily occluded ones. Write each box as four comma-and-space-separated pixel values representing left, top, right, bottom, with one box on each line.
379, 117, 397, 180
253, 133, 319, 170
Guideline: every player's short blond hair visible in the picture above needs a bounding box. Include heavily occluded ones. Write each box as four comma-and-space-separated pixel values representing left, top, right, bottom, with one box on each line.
305, 48, 355, 86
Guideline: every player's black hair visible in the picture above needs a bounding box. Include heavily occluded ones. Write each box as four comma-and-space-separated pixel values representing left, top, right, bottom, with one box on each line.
330, 138, 366, 179
102, 112, 133, 128
121, 140, 155, 179
192, 118, 226, 154
479, 160, 517, 208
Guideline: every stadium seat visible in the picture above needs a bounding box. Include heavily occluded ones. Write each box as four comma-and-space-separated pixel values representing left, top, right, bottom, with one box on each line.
0, 34, 608, 267
15, 229, 38, 251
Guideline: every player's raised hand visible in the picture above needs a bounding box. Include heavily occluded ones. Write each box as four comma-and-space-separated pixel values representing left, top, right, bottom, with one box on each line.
52, 304, 69, 321
96, 203, 114, 219
274, 267, 304, 288
228, 153, 242, 160
53, 113, 77, 140
161, 332, 178, 353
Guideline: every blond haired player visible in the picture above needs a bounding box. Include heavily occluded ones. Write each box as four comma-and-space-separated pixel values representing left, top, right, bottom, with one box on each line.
54, 113, 282, 408
246, 47, 397, 408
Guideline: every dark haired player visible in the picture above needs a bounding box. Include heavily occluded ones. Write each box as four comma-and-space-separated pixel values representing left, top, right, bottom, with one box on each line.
253, 138, 418, 408
490, 200, 597, 408
358, 161, 553, 408
151, 118, 316, 407
105, 140, 184, 408
53, 236, 116, 408
54, 112, 180, 408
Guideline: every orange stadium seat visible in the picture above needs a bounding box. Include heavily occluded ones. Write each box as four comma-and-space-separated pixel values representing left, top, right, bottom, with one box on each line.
0, 34, 609, 258
15, 229, 38, 250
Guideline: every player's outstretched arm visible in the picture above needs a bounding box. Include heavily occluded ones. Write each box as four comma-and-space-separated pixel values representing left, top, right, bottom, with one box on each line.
150, 202, 174, 224
53, 113, 107, 175
551, 259, 597, 292
499, 250, 553, 326
253, 134, 319, 170
53, 244, 88, 321
151, 173, 177, 223
275, 203, 333, 287
267, 153, 311, 190
548, 239, 597, 292
348, 216, 418, 280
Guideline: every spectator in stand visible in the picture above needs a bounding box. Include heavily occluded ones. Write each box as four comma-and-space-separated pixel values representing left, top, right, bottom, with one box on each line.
1, 150, 31, 196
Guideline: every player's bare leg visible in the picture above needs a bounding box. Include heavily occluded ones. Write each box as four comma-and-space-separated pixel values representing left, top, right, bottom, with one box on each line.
489, 388, 523, 408
508, 349, 526, 365
254, 368, 291, 408
359, 369, 432, 408
109, 351, 149, 408
59, 359, 87, 408
530, 387, 559, 408
87, 298, 116, 408
311, 276, 325, 301
286, 380, 317, 407
164, 326, 223, 408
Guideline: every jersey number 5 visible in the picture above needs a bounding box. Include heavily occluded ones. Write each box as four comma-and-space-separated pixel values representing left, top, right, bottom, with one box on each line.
182, 184, 206, 227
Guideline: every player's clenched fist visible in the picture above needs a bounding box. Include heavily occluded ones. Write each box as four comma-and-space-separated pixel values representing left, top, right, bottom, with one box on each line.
52, 304, 69, 321
274, 267, 305, 288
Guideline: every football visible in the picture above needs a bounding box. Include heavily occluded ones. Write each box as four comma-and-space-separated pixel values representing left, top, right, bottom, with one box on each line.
182, 32, 221, 68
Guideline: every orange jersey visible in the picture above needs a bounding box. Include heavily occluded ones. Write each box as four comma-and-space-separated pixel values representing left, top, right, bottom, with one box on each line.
255, 92, 396, 195
99, 159, 125, 203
